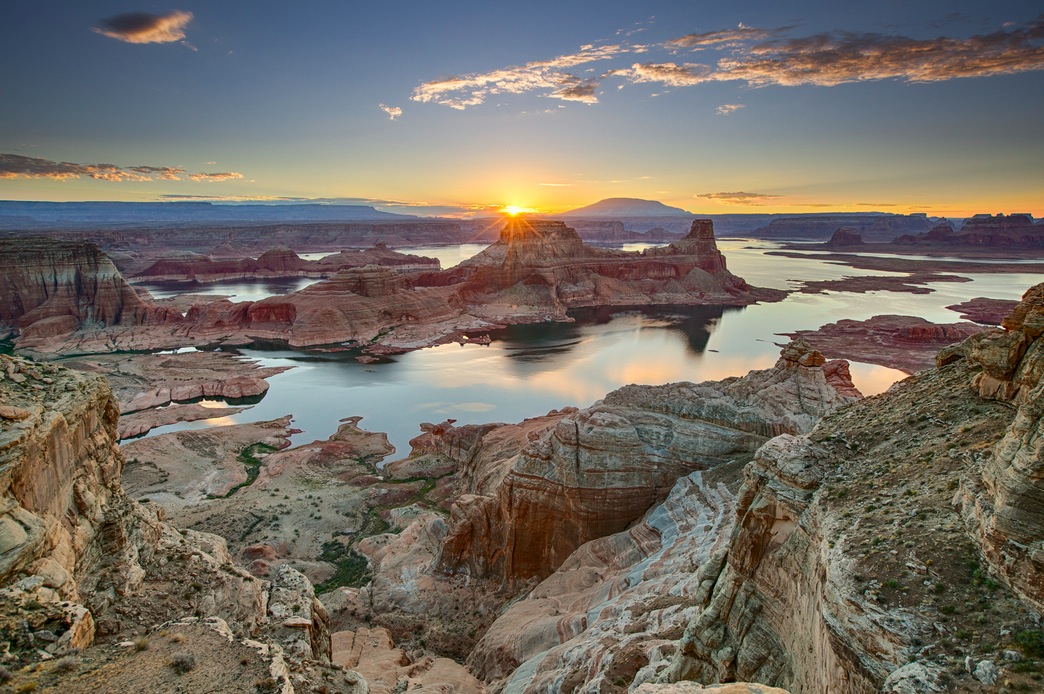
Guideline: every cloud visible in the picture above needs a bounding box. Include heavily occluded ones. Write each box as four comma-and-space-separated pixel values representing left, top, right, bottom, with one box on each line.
0, 153, 179, 182
550, 79, 600, 103
538, 182, 572, 187
379, 104, 403, 121
188, 171, 244, 182
716, 103, 745, 115
693, 191, 780, 206
712, 18, 1044, 86
666, 25, 770, 50
411, 43, 631, 109
614, 61, 713, 87
93, 10, 193, 44
0, 153, 245, 184
410, 17, 1044, 109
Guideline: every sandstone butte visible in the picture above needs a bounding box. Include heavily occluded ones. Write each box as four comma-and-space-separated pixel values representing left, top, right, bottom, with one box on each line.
1, 218, 786, 356
1, 287, 1044, 691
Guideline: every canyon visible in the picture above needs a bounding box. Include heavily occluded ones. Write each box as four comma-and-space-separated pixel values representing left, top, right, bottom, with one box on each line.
1, 218, 785, 357
0, 213, 1041, 693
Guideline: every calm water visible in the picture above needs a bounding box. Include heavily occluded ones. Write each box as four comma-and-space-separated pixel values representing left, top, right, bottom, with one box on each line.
133, 240, 1041, 459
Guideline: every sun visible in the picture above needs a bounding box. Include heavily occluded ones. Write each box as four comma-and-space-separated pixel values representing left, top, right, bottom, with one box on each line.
503, 205, 525, 217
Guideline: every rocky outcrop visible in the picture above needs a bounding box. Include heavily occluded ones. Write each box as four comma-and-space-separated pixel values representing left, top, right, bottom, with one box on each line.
434, 341, 859, 588
786, 315, 983, 374
0, 238, 182, 345
824, 228, 864, 247
643, 294, 1044, 692
0, 354, 372, 689
423, 218, 783, 322
183, 264, 463, 349
947, 283, 1044, 610
332, 626, 486, 693
946, 297, 1020, 326
6, 219, 786, 356
895, 214, 1043, 247
132, 244, 439, 282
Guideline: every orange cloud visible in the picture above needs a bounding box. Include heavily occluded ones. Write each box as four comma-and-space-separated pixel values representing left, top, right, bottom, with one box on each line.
188, 171, 244, 182
93, 10, 193, 45
0, 153, 242, 184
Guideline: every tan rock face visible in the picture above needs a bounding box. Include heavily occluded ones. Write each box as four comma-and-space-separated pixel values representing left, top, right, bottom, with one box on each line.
0, 238, 182, 342
435, 340, 860, 588
433, 219, 781, 319
952, 282, 1044, 610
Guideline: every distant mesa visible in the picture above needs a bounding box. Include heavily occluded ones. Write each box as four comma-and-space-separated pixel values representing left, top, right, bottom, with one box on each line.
824, 227, 865, 247
895, 213, 1044, 247
559, 197, 694, 218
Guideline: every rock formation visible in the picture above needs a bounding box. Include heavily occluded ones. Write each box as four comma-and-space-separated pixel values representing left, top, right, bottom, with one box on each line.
424, 218, 783, 323
432, 340, 859, 589
946, 297, 1020, 326
0, 238, 181, 348
785, 315, 984, 373
824, 228, 864, 247
132, 244, 439, 283
944, 283, 1044, 610
896, 214, 1044, 248
638, 287, 1044, 692
0, 354, 367, 690
4, 219, 786, 357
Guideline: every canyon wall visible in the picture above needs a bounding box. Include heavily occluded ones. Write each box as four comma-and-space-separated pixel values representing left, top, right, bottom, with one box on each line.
433, 340, 859, 589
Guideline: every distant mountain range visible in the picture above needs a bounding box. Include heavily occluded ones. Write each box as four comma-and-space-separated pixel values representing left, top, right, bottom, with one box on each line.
559, 198, 693, 218
0, 201, 415, 229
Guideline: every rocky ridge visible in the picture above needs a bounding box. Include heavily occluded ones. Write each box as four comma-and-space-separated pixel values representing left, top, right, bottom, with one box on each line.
645, 284, 1044, 692
5, 218, 785, 357
0, 354, 367, 691
131, 244, 439, 282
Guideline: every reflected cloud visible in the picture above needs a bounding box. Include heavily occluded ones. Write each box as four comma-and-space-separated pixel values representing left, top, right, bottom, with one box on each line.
846, 362, 907, 396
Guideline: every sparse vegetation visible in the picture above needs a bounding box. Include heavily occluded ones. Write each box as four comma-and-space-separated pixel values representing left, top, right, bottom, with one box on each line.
170, 651, 196, 674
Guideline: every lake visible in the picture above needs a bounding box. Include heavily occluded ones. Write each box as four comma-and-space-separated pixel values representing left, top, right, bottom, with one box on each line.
132, 240, 1040, 460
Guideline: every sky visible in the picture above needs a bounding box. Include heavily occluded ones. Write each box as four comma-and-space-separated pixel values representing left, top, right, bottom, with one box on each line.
1, 1, 1042, 217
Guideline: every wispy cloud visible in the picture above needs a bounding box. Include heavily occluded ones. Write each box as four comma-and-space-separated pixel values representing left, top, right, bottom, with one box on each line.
712, 19, 1044, 86
93, 10, 193, 45
411, 43, 630, 109
0, 153, 242, 183
716, 103, 745, 115
666, 25, 770, 50
379, 103, 403, 121
538, 182, 573, 187
614, 62, 712, 86
411, 17, 1044, 109
188, 171, 243, 182
694, 191, 780, 206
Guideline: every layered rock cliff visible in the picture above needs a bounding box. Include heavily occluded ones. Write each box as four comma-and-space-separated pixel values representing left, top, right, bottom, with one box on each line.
434, 340, 859, 588
6, 219, 785, 357
0, 238, 181, 347
132, 244, 439, 282
948, 283, 1044, 611
642, 285, 1044, 693
426, 219, 783, 321
0, 354, 365, 691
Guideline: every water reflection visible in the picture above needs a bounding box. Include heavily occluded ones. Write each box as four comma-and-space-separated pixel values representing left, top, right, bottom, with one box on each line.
132, 241, 1042, 460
